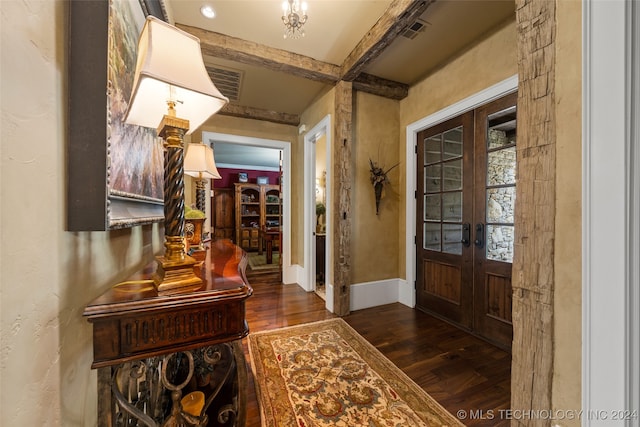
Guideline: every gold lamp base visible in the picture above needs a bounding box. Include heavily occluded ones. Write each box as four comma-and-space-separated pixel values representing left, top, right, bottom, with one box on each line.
152, 255, 203, 295
152, 235, 203, 295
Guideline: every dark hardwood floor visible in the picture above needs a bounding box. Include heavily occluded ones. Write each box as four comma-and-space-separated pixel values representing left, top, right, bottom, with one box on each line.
241, 268, 511, 426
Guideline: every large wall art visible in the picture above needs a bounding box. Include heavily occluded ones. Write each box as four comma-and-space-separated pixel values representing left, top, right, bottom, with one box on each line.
68, 0, 166, 230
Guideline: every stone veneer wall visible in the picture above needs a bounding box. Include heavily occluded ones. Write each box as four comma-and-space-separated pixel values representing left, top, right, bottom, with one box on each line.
486, 129, 516, 262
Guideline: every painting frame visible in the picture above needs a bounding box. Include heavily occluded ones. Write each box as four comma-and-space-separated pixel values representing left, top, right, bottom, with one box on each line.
67, 0, 167, 231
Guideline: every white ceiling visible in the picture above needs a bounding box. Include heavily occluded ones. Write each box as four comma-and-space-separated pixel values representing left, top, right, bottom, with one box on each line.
166, 0, 515, 167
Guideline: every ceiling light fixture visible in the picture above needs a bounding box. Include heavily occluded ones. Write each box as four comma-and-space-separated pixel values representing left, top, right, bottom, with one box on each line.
200, 5, 215, 19
281, 0, 307, 39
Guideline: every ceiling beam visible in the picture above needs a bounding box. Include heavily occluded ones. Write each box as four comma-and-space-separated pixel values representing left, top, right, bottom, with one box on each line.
341, 0, 434, 81
177, 24, 340, 84
219, 103, 300, 127
177, 1, 426, 123
353, 73, 408, 100
178, 23, 409, 101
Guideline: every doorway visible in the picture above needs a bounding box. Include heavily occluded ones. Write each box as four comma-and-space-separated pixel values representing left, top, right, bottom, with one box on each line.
304, 115, 332, 311
415, 92, 517, 350
202, 131, 293, 283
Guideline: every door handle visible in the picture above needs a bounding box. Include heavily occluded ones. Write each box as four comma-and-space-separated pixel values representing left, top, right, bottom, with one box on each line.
461, 223, 471, 246
474, 223, 484, 248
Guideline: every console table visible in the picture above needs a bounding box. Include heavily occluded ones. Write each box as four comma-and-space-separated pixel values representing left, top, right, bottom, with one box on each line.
84, 239, 252, 427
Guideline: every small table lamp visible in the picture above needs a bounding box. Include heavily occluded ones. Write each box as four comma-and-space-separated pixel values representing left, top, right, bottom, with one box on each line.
184, 141, 221, 213
125, 16, 229, 294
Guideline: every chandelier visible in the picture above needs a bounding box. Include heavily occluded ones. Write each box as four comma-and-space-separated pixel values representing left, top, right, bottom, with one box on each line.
281, 0, 308, 39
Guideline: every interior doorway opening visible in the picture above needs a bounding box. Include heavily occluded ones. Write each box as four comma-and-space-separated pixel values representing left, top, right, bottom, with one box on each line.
202, 131, 292, 283
304, 115, 333, 311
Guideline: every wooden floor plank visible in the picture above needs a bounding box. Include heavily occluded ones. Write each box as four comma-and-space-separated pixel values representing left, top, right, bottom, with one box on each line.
241, 275, 510, 426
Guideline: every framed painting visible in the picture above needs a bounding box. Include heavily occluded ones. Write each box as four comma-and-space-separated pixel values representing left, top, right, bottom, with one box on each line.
68, 0, 167, 230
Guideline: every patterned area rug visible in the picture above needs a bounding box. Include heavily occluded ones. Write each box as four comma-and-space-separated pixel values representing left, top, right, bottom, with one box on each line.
248, 318, 463, 426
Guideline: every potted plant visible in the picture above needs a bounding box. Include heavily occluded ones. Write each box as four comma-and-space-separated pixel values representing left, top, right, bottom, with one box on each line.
185, 206, 206, 250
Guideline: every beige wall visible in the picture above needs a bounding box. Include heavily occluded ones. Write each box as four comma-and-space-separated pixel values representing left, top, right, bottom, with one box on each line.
352, 92, 401, 283
1, 1, 164, 425
553, 0, 582, 420
398, 18, 518, 279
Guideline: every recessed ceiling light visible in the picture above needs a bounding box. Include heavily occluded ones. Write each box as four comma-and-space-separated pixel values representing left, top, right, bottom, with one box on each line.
200, 5, 215, 19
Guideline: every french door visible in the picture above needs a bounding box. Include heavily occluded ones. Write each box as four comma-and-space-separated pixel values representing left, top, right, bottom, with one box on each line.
416, 93, 517, 349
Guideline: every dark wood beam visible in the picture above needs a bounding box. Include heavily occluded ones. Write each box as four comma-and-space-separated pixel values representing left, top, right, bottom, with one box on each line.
219, 103, 300, 126
177, 24, 341, 84
341, 0, 434, 81
352, 73, 409, 100
178, 23, 411, 101
178, 1, 425, 124
333, 81, 353, 317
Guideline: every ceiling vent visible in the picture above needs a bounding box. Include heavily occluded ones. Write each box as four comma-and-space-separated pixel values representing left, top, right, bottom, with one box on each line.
207, 65, 243, 102
401, 19, 428, 40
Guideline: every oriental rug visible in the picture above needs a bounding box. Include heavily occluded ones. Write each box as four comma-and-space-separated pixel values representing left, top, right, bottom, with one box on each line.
248, 318, 463, 427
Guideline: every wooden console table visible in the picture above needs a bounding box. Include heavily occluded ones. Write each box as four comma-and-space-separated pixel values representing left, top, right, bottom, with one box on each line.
84, 239, 252, 427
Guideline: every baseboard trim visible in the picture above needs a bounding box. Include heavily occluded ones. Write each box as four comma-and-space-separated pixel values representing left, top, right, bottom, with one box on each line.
283, 270, 413, 313
350, 278, 403, 312
283, 264, 301, 285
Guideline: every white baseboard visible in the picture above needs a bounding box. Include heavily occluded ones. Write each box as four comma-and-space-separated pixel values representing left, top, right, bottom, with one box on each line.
282, 264, 301, 285
350, 278, 403, 311
281, 270, 413, 313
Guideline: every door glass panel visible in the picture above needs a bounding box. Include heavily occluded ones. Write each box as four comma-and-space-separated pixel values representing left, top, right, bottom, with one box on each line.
443, 224, 462, 255
424, 222, 441, 251
442, 192, 462, 222
486, 225, 514, 262
424, 195, 441, 220
487, 106, 517, 149
425, 164, 441, 192
443, 159, 462, 191
424, 135, 441, 164
487, 146, 516, 185
485, 103, 516, 263
421, 125, 465, 255
486, 187, 515, 223
443, 126, 463, 160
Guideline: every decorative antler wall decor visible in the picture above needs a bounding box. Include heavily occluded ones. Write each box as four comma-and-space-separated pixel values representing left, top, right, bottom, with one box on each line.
369, 158, 399, 215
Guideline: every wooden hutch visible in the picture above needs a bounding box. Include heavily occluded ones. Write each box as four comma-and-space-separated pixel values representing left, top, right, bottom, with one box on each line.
234, 183, 281, 252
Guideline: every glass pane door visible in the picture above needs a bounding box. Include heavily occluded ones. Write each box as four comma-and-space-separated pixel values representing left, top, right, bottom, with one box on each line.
484, 106, 516, 263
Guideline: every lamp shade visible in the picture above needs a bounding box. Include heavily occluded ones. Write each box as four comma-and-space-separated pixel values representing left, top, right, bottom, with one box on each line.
124, 16, 229, 133
184, 142, 221, 179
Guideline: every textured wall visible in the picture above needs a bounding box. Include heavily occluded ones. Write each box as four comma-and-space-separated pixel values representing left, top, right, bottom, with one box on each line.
352, 92, 400, 283
1, 1, 163, 425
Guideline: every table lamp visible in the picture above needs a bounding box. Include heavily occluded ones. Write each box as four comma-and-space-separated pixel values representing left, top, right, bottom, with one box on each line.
124, 16, 229, 294
184, 141, 221, 213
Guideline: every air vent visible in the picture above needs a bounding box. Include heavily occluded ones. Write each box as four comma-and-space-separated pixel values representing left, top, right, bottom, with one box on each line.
401, 18, 428, 40
207, 66, 243, 102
